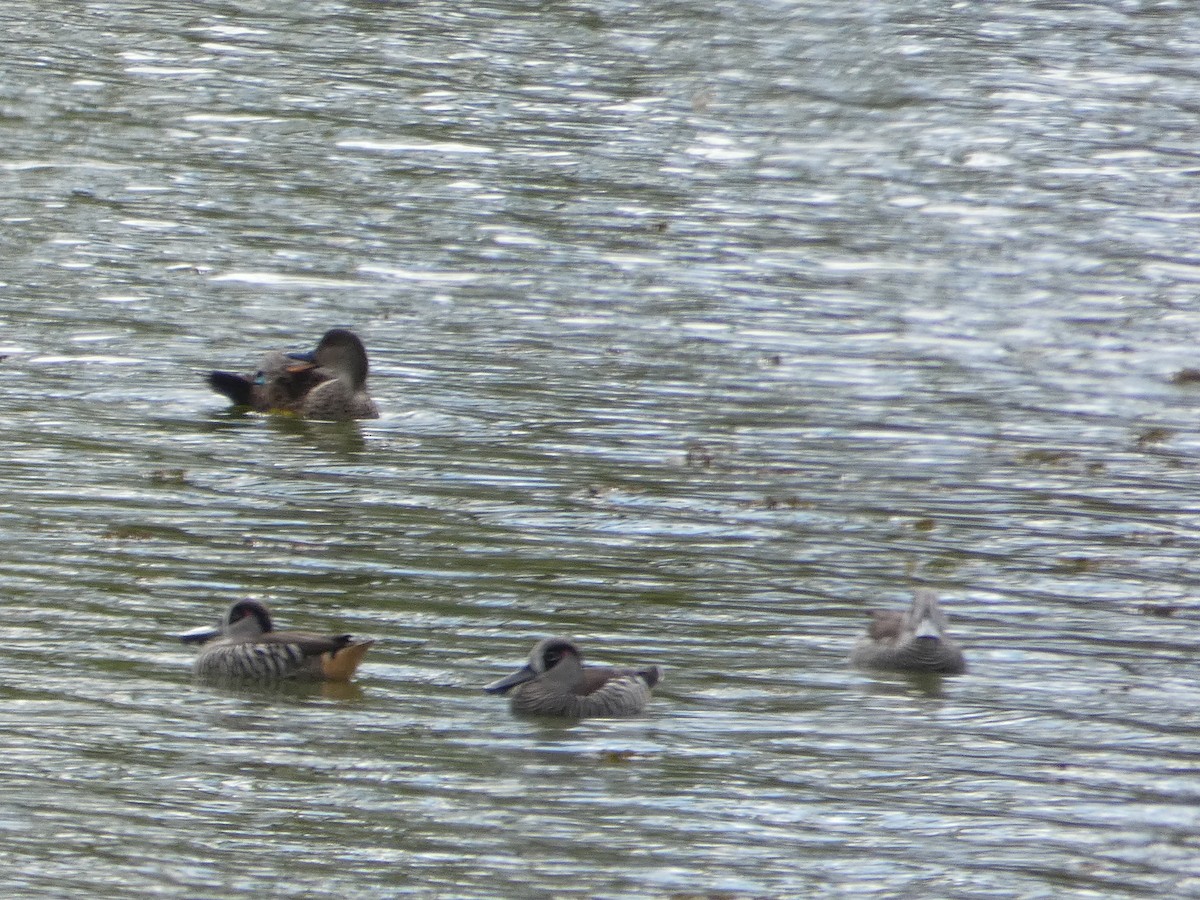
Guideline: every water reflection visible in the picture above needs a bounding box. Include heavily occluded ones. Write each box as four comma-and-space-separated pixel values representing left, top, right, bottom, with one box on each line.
186, 678, 368, 705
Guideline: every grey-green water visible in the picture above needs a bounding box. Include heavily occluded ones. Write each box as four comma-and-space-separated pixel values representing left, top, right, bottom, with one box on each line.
4, 1, 1200, 896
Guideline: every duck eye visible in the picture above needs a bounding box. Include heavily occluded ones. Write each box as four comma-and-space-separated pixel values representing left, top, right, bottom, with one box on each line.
544, 649, 563, 667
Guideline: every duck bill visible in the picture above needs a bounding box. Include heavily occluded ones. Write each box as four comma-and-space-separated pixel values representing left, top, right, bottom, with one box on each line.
484, 664, 538, 695
286, 349, 317, 364
913, 617, 942, 641
321, 639, 374, 682
176, 624, 222, 645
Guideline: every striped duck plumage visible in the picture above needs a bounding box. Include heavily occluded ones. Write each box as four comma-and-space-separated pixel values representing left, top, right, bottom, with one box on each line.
207, 328, 379, 421
849, 588, 966, 675
484, 637, 661, 718
177, 599, 373, 682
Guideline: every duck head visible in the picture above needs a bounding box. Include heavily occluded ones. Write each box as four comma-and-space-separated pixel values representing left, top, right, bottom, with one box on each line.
287, 328, 371, 391
177, 599, 274, 645
908, 588, 950, 642
484, 637, 584, 695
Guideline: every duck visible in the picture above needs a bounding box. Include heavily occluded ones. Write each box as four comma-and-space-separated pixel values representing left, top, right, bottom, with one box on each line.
484, 637, 661, 718
177, 599, 374, 682
207, 328, 380, 420
849, 588, 966, 674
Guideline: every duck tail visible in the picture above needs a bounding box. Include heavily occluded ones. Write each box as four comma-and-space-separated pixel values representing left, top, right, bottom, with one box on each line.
208, 371, 255, 406
320, 639, 374, 681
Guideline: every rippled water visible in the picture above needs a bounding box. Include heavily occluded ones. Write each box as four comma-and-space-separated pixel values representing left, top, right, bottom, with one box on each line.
4, 0, 1200, 896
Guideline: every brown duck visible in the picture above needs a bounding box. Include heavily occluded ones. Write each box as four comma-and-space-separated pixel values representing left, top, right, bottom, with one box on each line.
207, 328, 379, 420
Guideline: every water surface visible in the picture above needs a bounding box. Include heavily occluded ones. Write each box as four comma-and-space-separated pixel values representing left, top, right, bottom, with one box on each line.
3, 0, 1200, 897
